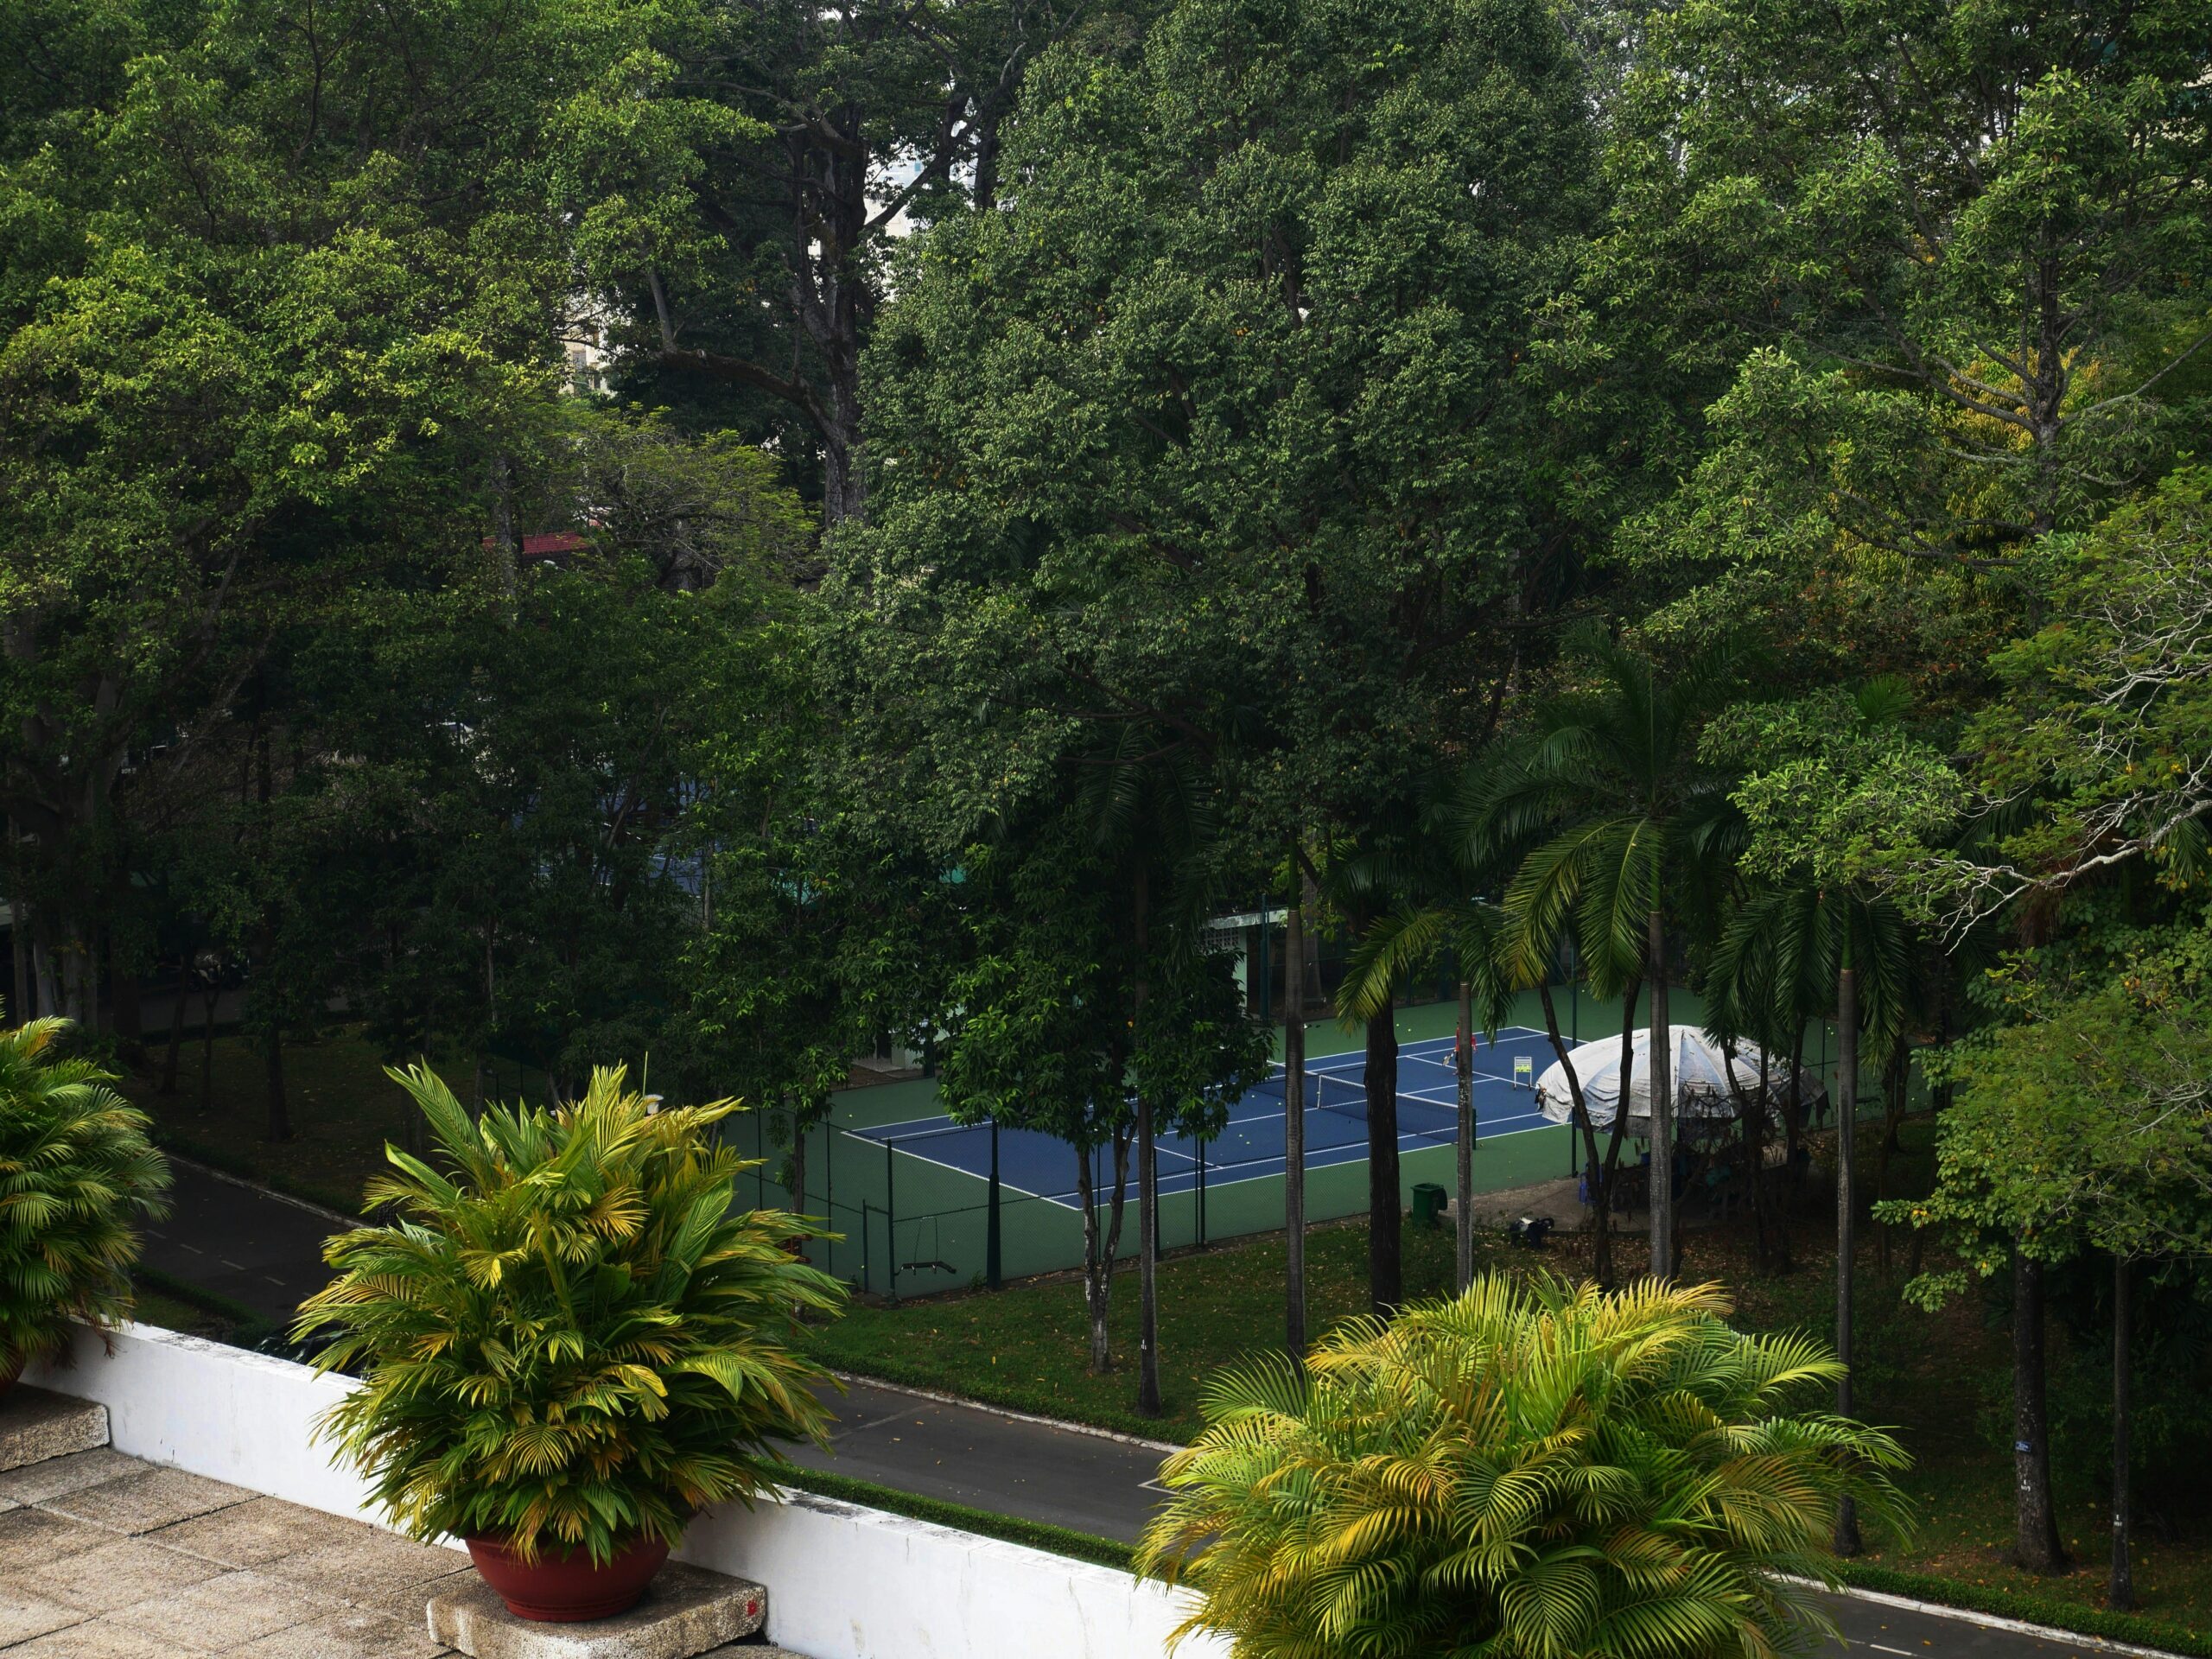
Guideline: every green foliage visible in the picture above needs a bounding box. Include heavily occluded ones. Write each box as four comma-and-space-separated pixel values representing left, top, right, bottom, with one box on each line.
1140, 1274, 1911, 1659
0, 1018, 171, 1375
296, 1064, 845, 1563
1471, 635, 1748, 994
1914, 470, 2212, 926
1883, 939, 2212, 1300
833, 0, 1603, 850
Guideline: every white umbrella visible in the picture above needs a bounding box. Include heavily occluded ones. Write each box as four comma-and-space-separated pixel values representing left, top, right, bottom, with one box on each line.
1535, 1025, 1824, 1137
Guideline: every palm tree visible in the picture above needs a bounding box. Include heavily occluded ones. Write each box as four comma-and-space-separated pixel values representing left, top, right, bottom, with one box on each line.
0, 1018, 171, 1380
1140, 1273, 1911, 1659
1713, 678, 1921, 1554
1341, 891, 1513, 1294
1469, 637, 1747, 1279
1328, 804, 1490, 1313
1707, 886, 1912, 1269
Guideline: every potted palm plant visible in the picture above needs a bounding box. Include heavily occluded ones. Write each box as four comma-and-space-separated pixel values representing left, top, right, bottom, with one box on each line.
1141, 1273, 1912, 1657
0, 1018, 171, 1391
297, 1064, 844, 1621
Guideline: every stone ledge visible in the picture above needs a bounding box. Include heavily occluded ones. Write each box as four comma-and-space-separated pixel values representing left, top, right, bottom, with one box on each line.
428, 1561, 767, 1659
0, 1386, 111, 1472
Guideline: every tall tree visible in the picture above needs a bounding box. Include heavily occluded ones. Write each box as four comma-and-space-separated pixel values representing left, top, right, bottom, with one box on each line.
0, 0, 706, 1028
583, 0, 1103, 526
830, 0, 1605, 1326
1610, 0, 2211, 588
1887, 953, 2212, 1581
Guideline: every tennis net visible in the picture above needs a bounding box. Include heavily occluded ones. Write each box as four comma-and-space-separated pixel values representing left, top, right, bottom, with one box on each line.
1302, 1068, 1461, 1145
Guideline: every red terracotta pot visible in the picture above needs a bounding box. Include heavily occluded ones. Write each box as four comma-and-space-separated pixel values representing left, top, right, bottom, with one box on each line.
464, 1534, 671, 1622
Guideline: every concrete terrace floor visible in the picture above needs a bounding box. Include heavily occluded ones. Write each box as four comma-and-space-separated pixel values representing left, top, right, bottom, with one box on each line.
0, 1447, 467, 1656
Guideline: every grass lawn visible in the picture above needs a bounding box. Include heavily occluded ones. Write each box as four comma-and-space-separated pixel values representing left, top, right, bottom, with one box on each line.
798, 1125, 2212, 1643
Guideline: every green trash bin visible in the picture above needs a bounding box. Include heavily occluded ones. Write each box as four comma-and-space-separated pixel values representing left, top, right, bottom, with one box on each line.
1410, 1182, 1448, 1230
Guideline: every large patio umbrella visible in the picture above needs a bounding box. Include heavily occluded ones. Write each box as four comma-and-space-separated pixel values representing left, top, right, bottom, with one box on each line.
1534, 1025, 1826, 1139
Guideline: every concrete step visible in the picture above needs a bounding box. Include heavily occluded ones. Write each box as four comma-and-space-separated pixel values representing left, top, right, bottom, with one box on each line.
0, 1385, 111, 1472
429, 1560, 768, 1659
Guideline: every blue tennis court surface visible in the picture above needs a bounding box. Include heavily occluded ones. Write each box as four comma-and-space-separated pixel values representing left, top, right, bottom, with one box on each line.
848, 1027, 1562, 1209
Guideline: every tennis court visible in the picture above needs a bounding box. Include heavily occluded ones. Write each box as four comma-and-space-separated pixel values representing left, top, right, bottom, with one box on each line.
844, 1026, 1565, 1208
765, 995, 1682, 1295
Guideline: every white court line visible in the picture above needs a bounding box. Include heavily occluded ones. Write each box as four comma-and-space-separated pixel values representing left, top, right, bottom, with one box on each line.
861, 1137, 1075, 1210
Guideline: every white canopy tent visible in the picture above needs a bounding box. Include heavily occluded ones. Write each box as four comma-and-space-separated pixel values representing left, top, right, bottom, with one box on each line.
1534, 1025, 1825, 1138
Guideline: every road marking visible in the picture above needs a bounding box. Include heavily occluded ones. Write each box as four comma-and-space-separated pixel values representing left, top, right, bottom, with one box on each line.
832, 1407, 934, 1440
830, 1372, 1185, 1455
219, 1259, 243, 1270
1871, 1644, 1916, 1654
1783, 1577, 2175, 1657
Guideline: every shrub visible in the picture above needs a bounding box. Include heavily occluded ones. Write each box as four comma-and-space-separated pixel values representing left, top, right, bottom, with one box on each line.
1140, 1274, 1911, 1659
0, 1018, 171, 1378
296, 1064, 845, 1562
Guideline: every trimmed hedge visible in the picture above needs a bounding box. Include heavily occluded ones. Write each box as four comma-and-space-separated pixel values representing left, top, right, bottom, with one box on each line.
1833, 1561, 2211, 1658
764, 1462, 1136, 1573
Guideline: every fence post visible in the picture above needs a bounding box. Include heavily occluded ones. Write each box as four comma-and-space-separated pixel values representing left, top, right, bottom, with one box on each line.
886, 1141, 898, 1304
1197, 1135, 1207, 1248
861, 1203, 871, 1296
987, 1120, 1002, 1291
823, 1117, 835, 1281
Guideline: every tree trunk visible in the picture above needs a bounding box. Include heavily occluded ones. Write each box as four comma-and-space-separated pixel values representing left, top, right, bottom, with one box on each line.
1606, 977, 1640, 1278
1834, 953, 1862, 1555
199, 979, 219, 1110
32, 931, 61, 1020
1536, 977, 1612, 1286
109, 930, 141, 1040
1876, 1039, 1909, 1279
1647, 906, 1674, 1280
1283, 881, 1307, 1355
1133, 868, 1160, 1417
1783, 1017, 1809, 1207
1076, 1147, 1109, 1372
264, 1020, 291, 1142
1722, 1035, 1775, 1273
1076, 1130, 1133, 1374
2110, 1253, 2134, 1611
159, 957, 188, 1094
7, 886, 26, 1026
2012, 1249, 2069, 1573
1455, 978, 1475, 1294
789, 1116, 810, 1262
1364, 1005, 1401, 1314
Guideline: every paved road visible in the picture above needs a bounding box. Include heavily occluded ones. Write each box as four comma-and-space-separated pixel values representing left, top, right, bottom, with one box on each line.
143, 1160, 2160, 1659
143, 1158, 349, 1324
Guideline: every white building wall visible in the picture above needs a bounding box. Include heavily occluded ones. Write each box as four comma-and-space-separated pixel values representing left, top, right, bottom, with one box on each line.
26, 1324, 1224, 1659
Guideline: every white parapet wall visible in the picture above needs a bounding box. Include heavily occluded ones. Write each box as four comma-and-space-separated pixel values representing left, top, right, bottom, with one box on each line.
26, 1323, 1224, 1659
